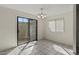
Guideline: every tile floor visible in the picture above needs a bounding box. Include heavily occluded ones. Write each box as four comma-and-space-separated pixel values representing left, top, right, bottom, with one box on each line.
0, 39, 74, 55
29, 39, 74, 55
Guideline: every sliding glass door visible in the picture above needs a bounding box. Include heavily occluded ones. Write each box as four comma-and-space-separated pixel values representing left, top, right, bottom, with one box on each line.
30, 19, 37, 42
17, 17, 29, 45
17, 16, 37, 46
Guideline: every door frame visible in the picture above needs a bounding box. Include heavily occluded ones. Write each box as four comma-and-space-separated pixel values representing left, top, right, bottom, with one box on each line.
17, 16, 38, 46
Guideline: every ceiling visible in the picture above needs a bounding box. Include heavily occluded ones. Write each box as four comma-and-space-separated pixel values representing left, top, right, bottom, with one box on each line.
0, 4, 73, 17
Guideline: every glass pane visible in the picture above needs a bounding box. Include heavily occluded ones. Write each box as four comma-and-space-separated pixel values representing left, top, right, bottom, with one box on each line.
56, 20, 64, 32
18, 17, 29, 45
48, 21, 55, 32
30, 19, 36, 41
18, 18, 28, 22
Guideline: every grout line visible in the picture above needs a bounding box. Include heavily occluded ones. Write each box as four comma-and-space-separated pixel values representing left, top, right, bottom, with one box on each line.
24, 44, 36, 49
62, 47, 70, 55
18, 42, 29, 55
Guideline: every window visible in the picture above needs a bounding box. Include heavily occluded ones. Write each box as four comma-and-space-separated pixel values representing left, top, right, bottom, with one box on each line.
18, 17, 28, 22
48, 18, 64, 32
49, 21, 55, 32
56, 20, 64, 32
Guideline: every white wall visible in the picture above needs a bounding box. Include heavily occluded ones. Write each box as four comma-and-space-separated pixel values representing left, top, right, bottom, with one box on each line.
44, 11, 73, 46
0, 6, 43, 51
37, 19, 44, 40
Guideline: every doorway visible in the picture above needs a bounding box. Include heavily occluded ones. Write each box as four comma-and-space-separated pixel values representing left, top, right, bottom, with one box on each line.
17, 16, 37, 46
